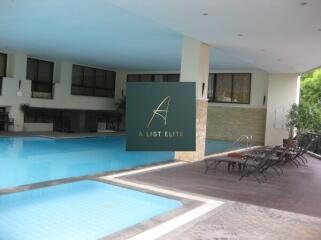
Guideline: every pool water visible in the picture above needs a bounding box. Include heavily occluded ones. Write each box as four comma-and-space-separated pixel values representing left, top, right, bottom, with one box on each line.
0, 136, 234, 189
205, 139, 240, 155
0, 180, 182, 240
0, 136, 173, 189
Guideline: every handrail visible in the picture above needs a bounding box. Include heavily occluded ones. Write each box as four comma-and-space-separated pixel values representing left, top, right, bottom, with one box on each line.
231, 135, 253, 149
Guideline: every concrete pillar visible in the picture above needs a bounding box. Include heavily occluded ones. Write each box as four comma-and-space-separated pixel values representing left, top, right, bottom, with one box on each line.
10, 105, 25, 131
9, 53, 27, 80
175, 36, 210, 161
115, 71, 127, 100
265, 74, 300, 146
6, 53, 27, 131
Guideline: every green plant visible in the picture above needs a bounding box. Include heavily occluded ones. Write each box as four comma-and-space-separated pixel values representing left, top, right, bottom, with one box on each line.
300, 68, 321, 133
286, 103, 300, 139
115, 96, 126, 116
20, 104, 30, 112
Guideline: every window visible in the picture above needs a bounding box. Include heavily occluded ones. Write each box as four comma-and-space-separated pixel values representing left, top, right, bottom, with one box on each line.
208, 73, 251, 104
27, 58, 54, 99
166, 74, 180, 82
24, 108, 54, 123
127, 74, 180, 82
0, 52, 7, 95
127, 74, 140, 82
71, 65, 115, 98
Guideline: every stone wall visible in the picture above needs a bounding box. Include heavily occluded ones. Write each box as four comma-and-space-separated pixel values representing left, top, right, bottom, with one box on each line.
207, 106, 266, 145
175, 100, 208, 161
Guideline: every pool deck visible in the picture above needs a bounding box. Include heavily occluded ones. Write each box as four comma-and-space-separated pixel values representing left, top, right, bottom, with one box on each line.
116, 154, 321, 240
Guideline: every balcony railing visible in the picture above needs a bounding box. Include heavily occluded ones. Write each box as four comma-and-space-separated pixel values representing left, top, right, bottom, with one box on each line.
298, 132, 321, 155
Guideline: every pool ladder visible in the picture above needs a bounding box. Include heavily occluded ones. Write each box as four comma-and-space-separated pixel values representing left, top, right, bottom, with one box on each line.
231, 135, 253, 149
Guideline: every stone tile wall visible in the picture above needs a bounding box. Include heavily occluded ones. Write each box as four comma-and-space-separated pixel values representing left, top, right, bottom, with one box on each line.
207, 106, 266, 145
175, 100, 208, 161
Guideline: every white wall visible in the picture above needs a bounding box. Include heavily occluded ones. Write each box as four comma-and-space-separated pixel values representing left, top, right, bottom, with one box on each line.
24, 123, 53, 132
264, 74, 300, 146
0, 53, 124, 131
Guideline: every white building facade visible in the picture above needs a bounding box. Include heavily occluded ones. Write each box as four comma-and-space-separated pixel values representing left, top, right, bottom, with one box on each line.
0, 48, 300, 148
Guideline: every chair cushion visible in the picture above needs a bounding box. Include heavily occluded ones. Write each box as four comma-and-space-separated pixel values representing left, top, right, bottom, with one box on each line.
227, 152, 243, 158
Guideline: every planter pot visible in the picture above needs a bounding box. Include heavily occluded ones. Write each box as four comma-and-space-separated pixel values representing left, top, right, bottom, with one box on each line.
283, 139, 298, 148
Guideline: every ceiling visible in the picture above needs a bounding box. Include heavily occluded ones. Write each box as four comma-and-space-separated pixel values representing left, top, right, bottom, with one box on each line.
0, 0, 320, 73
108, 0, 321, 73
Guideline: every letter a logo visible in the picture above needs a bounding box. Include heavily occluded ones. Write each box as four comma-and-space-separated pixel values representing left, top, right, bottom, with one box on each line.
147, 96, 171, 128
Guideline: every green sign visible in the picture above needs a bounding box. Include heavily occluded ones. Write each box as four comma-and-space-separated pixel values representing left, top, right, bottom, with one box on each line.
126, 82, 196, 151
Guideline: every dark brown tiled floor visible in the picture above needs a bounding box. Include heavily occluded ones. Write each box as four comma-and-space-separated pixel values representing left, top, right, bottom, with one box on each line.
124, 154, 321, 218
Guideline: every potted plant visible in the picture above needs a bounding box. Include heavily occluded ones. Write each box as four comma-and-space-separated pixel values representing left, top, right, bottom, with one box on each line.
115, 95, 126, 131
20, 104, 30, 112
285, 103, 300, 147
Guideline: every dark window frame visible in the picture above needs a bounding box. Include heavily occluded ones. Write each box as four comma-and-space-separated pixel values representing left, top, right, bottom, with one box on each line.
24, 108, 54, 123
0, 52, 7, 96
126, 74, 180, 82
27, 57, 54, 99
71, 64, 116, 98
208, 73, 251, 104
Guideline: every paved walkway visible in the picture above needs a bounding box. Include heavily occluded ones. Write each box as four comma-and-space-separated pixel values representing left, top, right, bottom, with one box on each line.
161, 202, 321, 240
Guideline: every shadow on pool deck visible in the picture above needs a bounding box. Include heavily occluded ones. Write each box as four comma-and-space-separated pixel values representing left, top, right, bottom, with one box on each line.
123, 154, 321, 218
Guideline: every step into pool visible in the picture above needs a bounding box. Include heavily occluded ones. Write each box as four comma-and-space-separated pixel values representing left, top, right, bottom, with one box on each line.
0, 180, 182, 240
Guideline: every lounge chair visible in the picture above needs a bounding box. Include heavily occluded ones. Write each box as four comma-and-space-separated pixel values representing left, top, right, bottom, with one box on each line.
204, 152, 248, 173
239, 146, 279, 183
282, 137, 317, 166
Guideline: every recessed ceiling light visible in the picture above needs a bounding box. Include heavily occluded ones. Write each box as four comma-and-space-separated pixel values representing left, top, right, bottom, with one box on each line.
277, 58, 282, 62
202, 13, 208, 16
300, 2, 308, 6
237, 34, 244, 37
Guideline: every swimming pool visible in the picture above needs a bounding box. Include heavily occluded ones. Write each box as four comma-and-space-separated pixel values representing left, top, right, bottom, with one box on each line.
0, 136, 173, 189
205, 139, 240, 155
0, 180, 182, 240
0, 136, 235, 189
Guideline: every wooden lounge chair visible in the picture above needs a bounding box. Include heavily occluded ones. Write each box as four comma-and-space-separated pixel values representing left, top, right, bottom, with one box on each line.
204, 152, 248, 173
239, 146, 279, 183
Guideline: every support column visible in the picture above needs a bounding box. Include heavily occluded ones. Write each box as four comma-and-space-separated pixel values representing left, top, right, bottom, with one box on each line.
175, 36, 210, 161
7, 53, 27, 132
10, 105, 24, 131
265, 74, 300, 146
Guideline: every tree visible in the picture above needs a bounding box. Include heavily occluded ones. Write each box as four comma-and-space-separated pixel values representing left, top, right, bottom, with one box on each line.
300, 68, 321, 133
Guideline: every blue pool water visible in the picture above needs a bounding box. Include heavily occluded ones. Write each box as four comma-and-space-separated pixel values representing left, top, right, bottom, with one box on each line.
0, 180, 182, 240
205, 139, 240, 155
0, 136, 234, 189
0, 136, 173, 189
